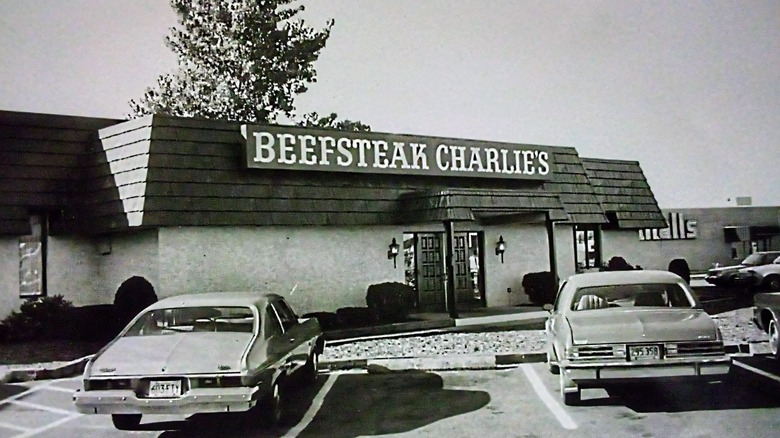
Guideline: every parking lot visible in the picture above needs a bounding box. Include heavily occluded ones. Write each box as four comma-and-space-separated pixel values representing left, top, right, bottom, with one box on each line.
1, 355, 779, 438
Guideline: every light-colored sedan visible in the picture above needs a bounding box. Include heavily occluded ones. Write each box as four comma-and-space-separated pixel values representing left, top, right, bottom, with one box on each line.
545, 270, 731, 405
73, 292, 323, 430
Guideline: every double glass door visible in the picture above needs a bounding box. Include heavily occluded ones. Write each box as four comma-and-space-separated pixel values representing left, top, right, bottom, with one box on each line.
404, 231, 483, 312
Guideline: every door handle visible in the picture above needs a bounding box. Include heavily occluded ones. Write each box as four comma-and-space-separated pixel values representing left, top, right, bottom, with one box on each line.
289, 338, 295, 343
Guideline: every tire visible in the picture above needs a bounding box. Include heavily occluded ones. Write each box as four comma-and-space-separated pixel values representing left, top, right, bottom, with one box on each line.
765, 276, 780, 292
547, 348, 560, 375
265, 380, 288, 426
559, 373, 580, 406
769, 319, 780, 360
304, 351, 319, 384
111, 414, 142, 430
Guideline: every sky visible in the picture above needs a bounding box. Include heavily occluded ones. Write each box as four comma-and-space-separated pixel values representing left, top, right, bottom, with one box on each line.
1, 0, 778, 209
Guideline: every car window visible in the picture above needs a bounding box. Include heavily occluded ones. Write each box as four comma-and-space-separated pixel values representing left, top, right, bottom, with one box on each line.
264, 306, 284, 339
272, 299, 298, 331
571, 283, 694, 310
124, 306, 255, 336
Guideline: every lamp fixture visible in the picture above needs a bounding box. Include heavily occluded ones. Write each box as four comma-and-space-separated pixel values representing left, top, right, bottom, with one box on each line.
495, 235, 506, 263
388, 237, 400, 268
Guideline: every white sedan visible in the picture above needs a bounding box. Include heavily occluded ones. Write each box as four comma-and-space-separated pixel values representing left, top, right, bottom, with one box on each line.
545, 270, 731, 405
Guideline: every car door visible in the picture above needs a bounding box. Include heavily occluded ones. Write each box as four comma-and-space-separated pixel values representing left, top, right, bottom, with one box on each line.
269, 299, 310, 368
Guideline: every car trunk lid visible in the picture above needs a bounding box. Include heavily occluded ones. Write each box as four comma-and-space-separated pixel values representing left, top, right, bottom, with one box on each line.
567, 309, 718, 344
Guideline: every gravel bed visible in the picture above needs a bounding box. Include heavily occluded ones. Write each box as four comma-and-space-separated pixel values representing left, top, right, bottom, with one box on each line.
322, 307, 768, 361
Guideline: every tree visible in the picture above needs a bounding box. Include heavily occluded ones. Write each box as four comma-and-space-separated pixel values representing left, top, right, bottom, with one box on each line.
297, 111, 371, 132
129, 0, 367, 129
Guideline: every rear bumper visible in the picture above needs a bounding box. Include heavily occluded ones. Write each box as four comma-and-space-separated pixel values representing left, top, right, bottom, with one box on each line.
73, 386, 262, 415
563, 356, 731, 383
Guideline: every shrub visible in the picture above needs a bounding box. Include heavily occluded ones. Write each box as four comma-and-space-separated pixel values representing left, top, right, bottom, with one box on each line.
0, 295, 75, 342
604, 256, 635, 271
302, 311, 339, 331
521, 271, 559, 305
70, 304, 119, 342
366, 282, 416, 323
668, 258, 691, 284
335, 307, 376, 328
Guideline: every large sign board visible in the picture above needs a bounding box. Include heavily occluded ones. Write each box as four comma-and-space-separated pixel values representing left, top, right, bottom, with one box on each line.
242, 125, 554, 180
638, 212, 697, 241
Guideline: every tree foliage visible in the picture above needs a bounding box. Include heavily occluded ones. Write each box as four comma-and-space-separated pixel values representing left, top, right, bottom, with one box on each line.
297, 111, 371, 132
129, 0, 355, 125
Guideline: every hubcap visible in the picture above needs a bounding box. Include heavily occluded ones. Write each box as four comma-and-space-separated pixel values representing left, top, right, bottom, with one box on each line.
771, 322, 779, 356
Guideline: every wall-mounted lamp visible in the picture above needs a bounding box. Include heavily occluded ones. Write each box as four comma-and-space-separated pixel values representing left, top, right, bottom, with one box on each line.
388, 237, 400, 268
495, 235, 506, 263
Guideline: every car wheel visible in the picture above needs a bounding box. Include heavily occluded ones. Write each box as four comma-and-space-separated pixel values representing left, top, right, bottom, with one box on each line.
769, 319, 780, 360
265, 380, 288, 426
547, 348, 560, 375
304, 351, 319, 384
765, 276, 780, 292
111, 414, 142, 430
559, 372, 580, 406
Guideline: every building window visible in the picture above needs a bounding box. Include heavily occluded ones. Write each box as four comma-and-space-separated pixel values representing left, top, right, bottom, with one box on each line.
574, 225, 601, 272
19, 214, 46, 298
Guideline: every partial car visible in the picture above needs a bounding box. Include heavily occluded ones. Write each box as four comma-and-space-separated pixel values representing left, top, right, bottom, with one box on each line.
73, 292, 323, 430
545, 270, 731, 406
732, 256, 780, 292
752, 292, 780, 359
705, 251, 780, 287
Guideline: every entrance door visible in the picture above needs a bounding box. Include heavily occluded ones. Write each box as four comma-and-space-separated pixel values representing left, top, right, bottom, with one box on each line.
454, 232, 483, 306
416, 233, 445, 312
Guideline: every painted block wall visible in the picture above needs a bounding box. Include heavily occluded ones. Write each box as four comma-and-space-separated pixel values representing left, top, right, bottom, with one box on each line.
483, 223, 549, 306
157, 226, 404, 316
94, 229, 160, 305
0, 237, 20, 318
554, 224, 576, 281
46, 236, 98, 306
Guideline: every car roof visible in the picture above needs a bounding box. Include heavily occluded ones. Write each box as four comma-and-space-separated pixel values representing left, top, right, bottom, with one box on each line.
145, 292, 281, 311
565, 270, 684, 288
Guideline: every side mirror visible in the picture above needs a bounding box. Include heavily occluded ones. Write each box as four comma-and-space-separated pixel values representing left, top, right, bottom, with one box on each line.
543, 303, 554, 312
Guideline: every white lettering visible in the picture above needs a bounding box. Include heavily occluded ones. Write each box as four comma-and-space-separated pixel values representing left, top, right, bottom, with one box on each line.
336, 138, 352, 166
468, 148, 485, 172
449, 145, 467, 171
522, 150, 535, 175
486, 148, 500, 172
353, 139, 372, 168
372, 140, 390, 169
318, 136, 335, 165
410, 143, 428, 170
252, 132, 275, 163
298, 134, 317, 165
538, 151, 550, 175
390, 142, 410, 169
436, 144, 449, 170
277, 133, 296, 164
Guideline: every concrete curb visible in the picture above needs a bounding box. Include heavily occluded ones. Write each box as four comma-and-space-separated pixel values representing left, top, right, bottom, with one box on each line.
321, 351, 548, 372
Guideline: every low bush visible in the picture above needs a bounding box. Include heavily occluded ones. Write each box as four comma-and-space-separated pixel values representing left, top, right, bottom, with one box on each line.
302, 311, 339, 331
335, 307, 376, 328
0, 295, 75, 342
365, 282, 416, 323
521, 271, 558, 305
70, 304, 119, 342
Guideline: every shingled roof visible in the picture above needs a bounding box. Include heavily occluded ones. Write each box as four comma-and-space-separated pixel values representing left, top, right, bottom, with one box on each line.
581, 157, 666, 229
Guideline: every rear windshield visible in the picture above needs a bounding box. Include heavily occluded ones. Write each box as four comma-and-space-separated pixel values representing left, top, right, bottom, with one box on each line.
571, 283, 694, 311
124, 306, 256, 336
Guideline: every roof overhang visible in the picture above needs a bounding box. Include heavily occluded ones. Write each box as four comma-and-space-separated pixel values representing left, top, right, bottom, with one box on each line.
397, 189, 569, 224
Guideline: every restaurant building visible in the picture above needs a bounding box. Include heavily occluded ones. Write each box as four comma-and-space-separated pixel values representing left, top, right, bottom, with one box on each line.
1, 110, 670, 319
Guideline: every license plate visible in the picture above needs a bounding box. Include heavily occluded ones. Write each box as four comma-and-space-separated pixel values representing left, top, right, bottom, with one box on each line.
148, 380, 181, 398
629, 345, 660, 361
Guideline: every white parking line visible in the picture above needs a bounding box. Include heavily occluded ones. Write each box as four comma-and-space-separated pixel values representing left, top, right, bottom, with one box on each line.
0, 420, 31, 432
38, 385, 76, 394
13, 413, 82, 438
10, 399, 76, 416
733, 360, 780, 384
282, 374, 335, 438
519, 364, 577, 430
